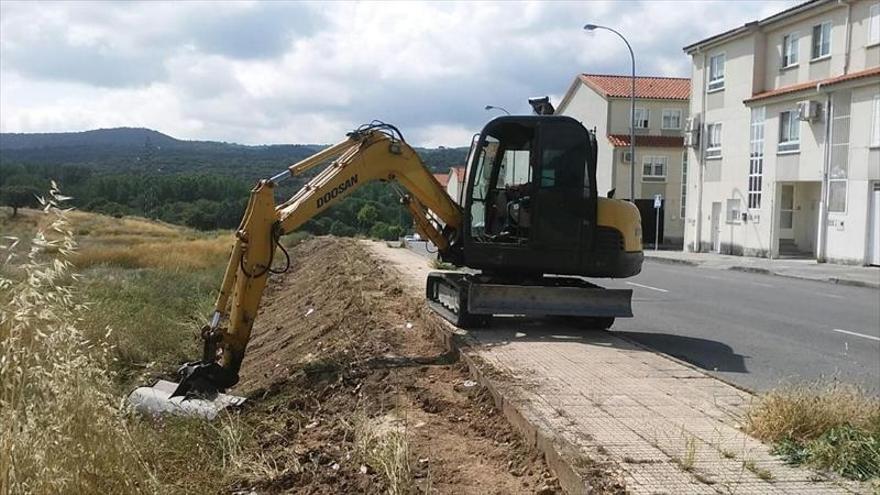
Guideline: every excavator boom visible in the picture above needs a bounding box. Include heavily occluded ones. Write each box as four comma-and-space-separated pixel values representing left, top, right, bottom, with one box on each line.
129, 123, 463, 414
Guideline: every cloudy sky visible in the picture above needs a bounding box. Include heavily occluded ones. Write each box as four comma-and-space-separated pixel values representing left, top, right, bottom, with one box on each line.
0, 1, 797, 147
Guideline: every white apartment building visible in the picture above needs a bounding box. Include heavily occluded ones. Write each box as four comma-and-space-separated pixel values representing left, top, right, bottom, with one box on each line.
557, 74, 691, 245
684, 0, 880, 265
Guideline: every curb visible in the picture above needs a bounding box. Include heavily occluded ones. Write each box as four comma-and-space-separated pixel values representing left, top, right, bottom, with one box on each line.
646, 255, 879, 290
827, 276, 880, 289
455, 339, 598, 495
643, 255, 699, 267
727, 266, 880, 289
728, 265, 772, 275
431, 322, 601, 495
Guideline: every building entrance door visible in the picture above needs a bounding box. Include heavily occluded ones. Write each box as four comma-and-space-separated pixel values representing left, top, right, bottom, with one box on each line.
779, 184, 795, 240
710, 202, 722, 253
869, 182, 880, 266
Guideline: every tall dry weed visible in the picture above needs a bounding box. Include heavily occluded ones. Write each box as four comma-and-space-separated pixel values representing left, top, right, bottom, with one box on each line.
747, 381, 880, 443
0, 184, 156, 494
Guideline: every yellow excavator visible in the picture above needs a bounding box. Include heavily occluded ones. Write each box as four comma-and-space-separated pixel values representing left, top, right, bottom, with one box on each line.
130, 117, 643, 417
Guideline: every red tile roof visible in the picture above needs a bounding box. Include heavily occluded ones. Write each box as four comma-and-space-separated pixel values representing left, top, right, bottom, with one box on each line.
744, 66, 880, 103
580, 74, 691, 100
433, 173, 449, 186
607, 134, 685, 148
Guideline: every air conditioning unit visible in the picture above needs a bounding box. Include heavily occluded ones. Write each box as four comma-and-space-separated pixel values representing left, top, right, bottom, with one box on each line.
684, 116, 700, 148
622, 150, 632, 163
797, 100, 821, 122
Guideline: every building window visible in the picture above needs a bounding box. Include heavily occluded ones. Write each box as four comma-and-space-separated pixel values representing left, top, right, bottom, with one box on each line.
749, 107, 765, 209
869, 3, 879, 45
662, 109, 682, 129
642, 155, 667, 181
829, 181, 847, 212
872, 94, 880, 147
726, 198, 741, 224
778, 110, 800, 152
633, 108, 649, 129
829, 91, 851, 213
782, 33, 799, 67
811, 21, 831, 60
706, 122, 722, 157
680, 150, 688, 218
708, 54, 725, 91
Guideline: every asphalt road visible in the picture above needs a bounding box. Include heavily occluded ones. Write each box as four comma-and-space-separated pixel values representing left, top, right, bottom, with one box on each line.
600, 260, 880, 393
406, 241, 880, 393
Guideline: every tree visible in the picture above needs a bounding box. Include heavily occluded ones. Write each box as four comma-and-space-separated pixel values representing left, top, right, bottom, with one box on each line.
369, 222, 390, 240
357, 204, 379, 228
0, 185, 40, 217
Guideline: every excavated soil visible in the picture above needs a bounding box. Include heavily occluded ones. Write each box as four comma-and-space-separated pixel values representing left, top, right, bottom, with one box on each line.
228, 237, 559, 494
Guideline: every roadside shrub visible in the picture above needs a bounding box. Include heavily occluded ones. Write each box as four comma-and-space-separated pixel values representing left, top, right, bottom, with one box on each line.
0, 184, 156, 494
749, 381, 880, 481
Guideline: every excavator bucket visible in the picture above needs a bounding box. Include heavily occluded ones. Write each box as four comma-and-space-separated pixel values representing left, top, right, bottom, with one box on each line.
127, 380, 246, 419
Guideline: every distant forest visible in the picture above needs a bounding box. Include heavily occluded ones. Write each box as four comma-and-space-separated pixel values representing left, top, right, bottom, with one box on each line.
0, 128, 468, 239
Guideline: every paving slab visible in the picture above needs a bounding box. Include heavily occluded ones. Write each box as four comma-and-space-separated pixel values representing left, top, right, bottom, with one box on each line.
363, 241, 874, 494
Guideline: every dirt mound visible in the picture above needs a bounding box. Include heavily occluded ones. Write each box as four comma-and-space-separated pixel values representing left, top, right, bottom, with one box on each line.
230, 237, 559, 494
237, 236, 444, 393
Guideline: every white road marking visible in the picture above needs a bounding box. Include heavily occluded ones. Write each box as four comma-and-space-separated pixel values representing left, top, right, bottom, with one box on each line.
832, 328, 880, 342
626, 282, 669, 293
822, 293, 845, 299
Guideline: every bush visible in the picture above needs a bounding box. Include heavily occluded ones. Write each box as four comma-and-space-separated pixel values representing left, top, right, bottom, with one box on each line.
748, 381, 880, 481
329, 220, 357, 237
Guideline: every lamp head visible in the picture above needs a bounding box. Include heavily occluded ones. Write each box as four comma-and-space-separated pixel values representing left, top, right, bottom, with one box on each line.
583, 24, 598, 31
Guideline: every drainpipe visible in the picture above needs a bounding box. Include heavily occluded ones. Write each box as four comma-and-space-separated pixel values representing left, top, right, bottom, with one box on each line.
841, 0, 853, 75
693, 49, 708, 252
817, 82, 833, 262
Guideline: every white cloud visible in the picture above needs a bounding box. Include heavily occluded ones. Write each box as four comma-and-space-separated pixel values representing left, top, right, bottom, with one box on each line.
0, 0, 798, 146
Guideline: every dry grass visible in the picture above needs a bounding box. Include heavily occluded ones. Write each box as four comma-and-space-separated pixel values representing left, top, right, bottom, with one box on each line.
0, 186, 157, 494
742, 459, 774, 481
747, 382, 880, 443
354, 411, 414, 495
0, 200, 257, 494
75, 236, 233, 270
3, 207, 233, 271
747, 381, 880, 481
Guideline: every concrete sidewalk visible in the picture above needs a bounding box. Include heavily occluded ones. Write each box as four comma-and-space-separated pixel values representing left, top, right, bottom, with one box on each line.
364, 241, 873, 495
645, 250, 880, 289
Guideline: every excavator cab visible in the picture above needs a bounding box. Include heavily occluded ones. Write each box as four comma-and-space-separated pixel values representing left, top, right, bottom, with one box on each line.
426, 115, 642, 328
462, 116, 597, 276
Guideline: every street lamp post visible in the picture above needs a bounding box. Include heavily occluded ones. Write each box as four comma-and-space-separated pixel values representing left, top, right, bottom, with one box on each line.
484, 105, 511, 116
583, 24, 636, 201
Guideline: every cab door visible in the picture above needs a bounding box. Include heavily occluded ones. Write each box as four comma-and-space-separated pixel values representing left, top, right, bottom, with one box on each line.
530, 119, 594, 274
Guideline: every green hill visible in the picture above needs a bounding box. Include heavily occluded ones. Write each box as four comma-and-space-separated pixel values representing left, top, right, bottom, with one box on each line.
0, 127, 469, 234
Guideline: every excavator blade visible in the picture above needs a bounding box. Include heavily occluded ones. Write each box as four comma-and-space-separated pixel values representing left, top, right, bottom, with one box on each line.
127, 380, 246, 419
468, 283, 633, 318
427, 271, 634, 328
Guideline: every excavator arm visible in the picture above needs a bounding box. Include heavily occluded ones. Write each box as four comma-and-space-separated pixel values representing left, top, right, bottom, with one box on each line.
171, 123, 463, 397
